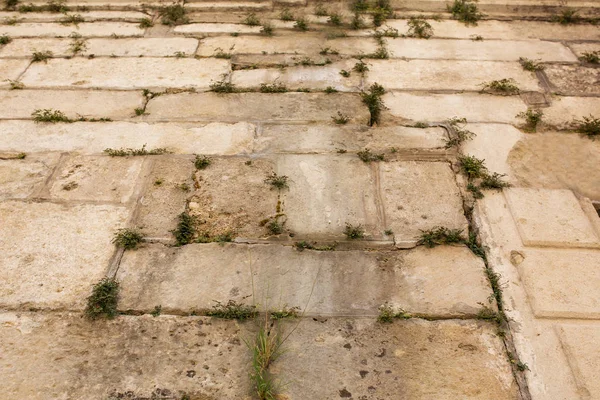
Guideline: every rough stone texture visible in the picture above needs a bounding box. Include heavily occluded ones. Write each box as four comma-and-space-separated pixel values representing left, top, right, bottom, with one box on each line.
134, 156, 195, 238
276, 154, 381, 238
518, 249, 600, 318
0, 121, 256, 154
544, 64, 600, 95
0, 10, 147, 22
505, 188, 600, 248
379, 161, 468, 244
543, 96, 600, 130
20, 58, 230, 90
0, 90, 144, 120
174, 22, 262, 34
118, 243, 493, 317
569, 42, 600, 59
0, 59, 32, 86
0, 153, 60, 200
275, 318, 518, 400
144, 92, 369, 123
46, 155, 145, 203
386, 38, 577, 62
367, 60, 541, 91
383, 92, 527, 124
0, 22, 144, 37
0, 201, 128, 310
508, 132, 600, 200
0, 313, 252, 399
556, 324, 600, 399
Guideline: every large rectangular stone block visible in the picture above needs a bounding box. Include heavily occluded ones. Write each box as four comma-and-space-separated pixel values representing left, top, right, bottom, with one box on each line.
0, 59, 32, 86
0, 153, 60, 200
0, 22, 143, 37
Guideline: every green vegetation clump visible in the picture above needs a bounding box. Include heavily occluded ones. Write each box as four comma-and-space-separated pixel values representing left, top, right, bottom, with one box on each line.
519, 57, 545, 71
417, 227, 464, 248
458, 155, 486, 179
332, 111, 350, 124
243, 13, 260, 26
361, 83, 386, 126
574, 115, 600, 139
160, 4, 188, 26
112, 228, 144, 250
406, 16, 433, 38
294, 17, 309, 31
280, 8, 294, 21
517, 109, 543, 132
480, 78, 520, 95
260, 82, 288, 93
580, 51, 599, 64
0, 35, 12, 45
447, 0, 483, 25
196, 231, 234, 244
357, 148, 384, 162
210, 79, 238, 93
480, 172, 511, 190
445, 117, 476, 148
103, 145, 168, 156
378, 303, 411, 323
172, 211, 195, 246
328, 12, 343, 26
32, 108, 72, 123
264, 172, 289, 190
60, 13, 83, 26
31, 50, 53, 62
194, 155, 212, 170
553, 8, 580, 24
85, 278, 120, 320
139, 17, 153, 29
270, 306, 300, 320
343, 223, 365, 239
207, 300, 258, 320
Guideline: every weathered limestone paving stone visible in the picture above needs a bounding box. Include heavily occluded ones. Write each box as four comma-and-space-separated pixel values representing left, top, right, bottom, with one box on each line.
0, 22, 144, 37
174, 22, 263, 34
0, 201, 129, 309
144, 92, 369, 123
277, 154, 381, 238
0, 38, 199, 57
254, 124, 447, 154
385, 38, 577, 62
569, 43, 600, 59
556, 324, 600, 399
0, 59, 31, 86
379, 161, 469, 244
135, 156, 195, 238
508, 133, 600, 200
544, 96, 600, 130
0, 10, 148, 22
47, 155, 145, 203
0, 90, 144, 120
383, 92, 527, 124
544, 64, 600, 95
505, 188, 600, 248
0, 312, 251, 399
232, 60, 361, 92
0, 153, 60, 200
185, 1, 271, 11
0, 121, 256, 154
195, 35, 377, 57
518, 249, 600, 318
187, 157, 278, 239
118, 243, 493, 316
20, 58, 230, 90
274, 318, 518, 400
367, 60, 540, 91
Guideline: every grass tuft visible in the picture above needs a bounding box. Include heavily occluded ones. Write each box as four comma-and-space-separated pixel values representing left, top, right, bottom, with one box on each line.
243, 13, 260, 26
458, 155, 487, 179
160, 3, 188, 26
332, 111, 350, 124
553, 8, 580, 24
260, 82, 288, 93
172, 211, 195, 246
517, 109, 543, 132
580, 51, 600, 64
32, 108, 72, 123
357, 148, 384, 162
480, 172, 511, 190
264, 172, 289, 190
85, 278, 119, 320
519, 57, 544, 71
194, 155, 212, 170
343, 223, 365, 239
378, 303, 411, 323
31, 50, 53, 62
406, 16, 433, 38
361, 83, 386, 126
139, 17, 153, 29
112, 228, 144, 250
103, 144, 168, 156
0, 34, 11, 45
294, 17, 309, 31
573, 115, 600, 138
447, 0, 483, 25
417, 227, 464, 247
480, 78, 520, 95
210, 79, 238, 93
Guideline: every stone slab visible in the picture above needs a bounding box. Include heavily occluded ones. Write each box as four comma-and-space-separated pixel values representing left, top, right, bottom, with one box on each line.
518, 249, 600, 318
386, 38, 576, 62
174, 23, 262, 35
276, 154, 381, 238
367, 59, 541, 92
0, 90, 144, 120
135, 157, 195, 238
0, 121, 256, 154
544, 96, 600, 130
0, 10, 148, 22
47, 155, 145, 203
569, 43, 600, 59
231, 60, 361, 92
20, 58, 230, 90
196, 35, 377, 57
508, 132, 600, 200
0, 59, 31, 87
380, 161, 469, 244
556, 324, 600, 399
144, 92, 370, 123
185, 1, 271, 11
384, 20, 600, 41
382, 92, 527, 124
0, 201, 129, 310
275, 318, 517, 400
118, 243, 493, 317
0, 153, 60, 200
0, 22, 143, 37
0, 312, 251, 399
462, 123, 524, 179
0, 38, 199, 57
544, 65, 600, 95
255, 124, 447, 153
505, 188, 600, 248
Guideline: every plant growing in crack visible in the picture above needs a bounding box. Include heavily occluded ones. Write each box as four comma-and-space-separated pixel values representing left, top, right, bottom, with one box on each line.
445, 116, 476, 148
480, 79, 520, 95
264, 172, 289, 190
85, 277, 120, 320
112, 228, 144, 250
517, 109, 543, 132
406, 16, 433, 38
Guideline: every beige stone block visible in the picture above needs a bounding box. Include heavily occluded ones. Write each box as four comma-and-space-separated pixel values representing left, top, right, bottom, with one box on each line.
0, 153, 60, 199
0, 312, 251, 399
0, 10, 147, 22
0, 22, 143, 37
570, 42, 600, 59
544, 96, 600, 130
556, 324, 600, 399
545, 64, 600, 95
0, 90, 144, 119
367, 59, 541, 91
385, 38, 576, 62
0, 38, 72, 57
380, 161, 469, 244
118, 243, 493, 317
0, 59, 31, 87
47, 155, 145, 203
0, 201, 129, 309
505, 188, 600, 248
518, 249, 600, 318
383, 92, 527, 124
277, 154, 381, 238
144, 92, 369, 123
20, 58, 230, 90
174, 22, 262, 35
185, 1, 271, 11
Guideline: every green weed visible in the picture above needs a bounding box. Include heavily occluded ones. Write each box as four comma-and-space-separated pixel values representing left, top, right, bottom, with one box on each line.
139, 17, 153, 28
377, 303, 411, 323
343, 223, 365, 239
85, 277, 119, 320
151, 305, 162, 317
332, 111, 350, 124
261, 22, 273, 36
328, 12, 342, 26
103, 145, 168, 156
417, 227, 465, 247
445, 117, 476, 148
480, 172, 511, 190
357, 148, 384, 162
406, 16, 433, 38
112, 228, 144, 250
553, 8, 580, 24
294, 17, 309, 31
260, 82, 288, 93
270, 306, 300, 320
0, 35, 11, 45
60, 13, 83, 26
243, 13, 260, 26
519, 57, 544, 71
447, 0, 483, 25
31, 50, 53, 62
324, 86, 338, 93
32, 109, 72, 123
517, 109, 543, 132
210, 79, 238, 93
361, 83, 386, 126
339, 69, 351, 77
574, 115, 600, 138
459, 155, 487, 179
194, 155, 212, 170
172, 211, 195, 246
280, 8, 294, 21
160, 3, 188, 26
264, 172, 289, 190
480, 78, 520, 95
